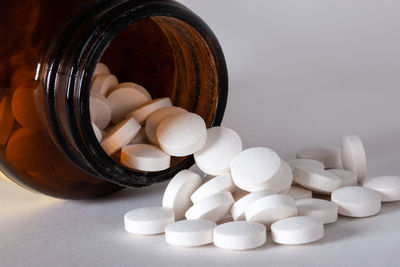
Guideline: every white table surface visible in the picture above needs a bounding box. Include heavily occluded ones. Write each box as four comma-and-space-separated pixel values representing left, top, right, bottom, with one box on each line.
2, 1, 400, 266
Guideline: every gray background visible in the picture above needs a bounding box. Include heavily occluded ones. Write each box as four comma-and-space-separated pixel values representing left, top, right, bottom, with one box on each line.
1, 0, 400, 266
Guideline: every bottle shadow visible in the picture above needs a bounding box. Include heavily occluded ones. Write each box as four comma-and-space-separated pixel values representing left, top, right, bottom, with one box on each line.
82, 180, 169, 204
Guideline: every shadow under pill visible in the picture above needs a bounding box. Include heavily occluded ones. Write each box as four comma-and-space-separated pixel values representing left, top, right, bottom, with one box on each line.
319, 222, 359, 244
211, 243, 270, 253
375, 201, 400, 216
164, 243, 215, 252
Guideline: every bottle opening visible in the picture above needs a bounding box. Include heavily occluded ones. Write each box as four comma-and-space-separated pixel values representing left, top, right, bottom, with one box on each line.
91, 16, 221, 173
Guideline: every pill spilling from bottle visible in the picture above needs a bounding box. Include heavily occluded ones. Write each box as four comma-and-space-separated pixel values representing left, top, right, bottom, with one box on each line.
90, 63, 206, 171
90, 63, 400, 250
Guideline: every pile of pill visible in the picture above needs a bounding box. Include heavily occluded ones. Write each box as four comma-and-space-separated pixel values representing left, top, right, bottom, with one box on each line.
90, 64, 400, 250
89, 63, 206, 171
123, 130, 400, 250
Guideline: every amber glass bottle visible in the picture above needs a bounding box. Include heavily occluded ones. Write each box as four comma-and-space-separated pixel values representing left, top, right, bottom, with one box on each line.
0, 0, 228, 199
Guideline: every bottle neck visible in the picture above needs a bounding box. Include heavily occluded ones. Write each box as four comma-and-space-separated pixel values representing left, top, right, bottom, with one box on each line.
42, 0, 228, 187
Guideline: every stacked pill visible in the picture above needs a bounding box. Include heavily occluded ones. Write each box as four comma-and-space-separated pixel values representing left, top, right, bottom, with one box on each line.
89, 63, 206, 172
93, 64, 399, 250
122, 120, 400, 250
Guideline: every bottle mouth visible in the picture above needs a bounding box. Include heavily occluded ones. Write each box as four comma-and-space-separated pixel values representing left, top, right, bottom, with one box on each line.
45, 1, 228, 187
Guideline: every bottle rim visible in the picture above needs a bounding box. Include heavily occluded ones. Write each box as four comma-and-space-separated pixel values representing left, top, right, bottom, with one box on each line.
44, 0, 228, 187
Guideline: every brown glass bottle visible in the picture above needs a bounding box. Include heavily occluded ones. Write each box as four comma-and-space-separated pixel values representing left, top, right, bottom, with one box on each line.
0, 0, 228, 199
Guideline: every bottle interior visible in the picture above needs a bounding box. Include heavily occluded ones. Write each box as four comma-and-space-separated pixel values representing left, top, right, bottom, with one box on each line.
95, 16, 219, 171
0, 14, 219, 198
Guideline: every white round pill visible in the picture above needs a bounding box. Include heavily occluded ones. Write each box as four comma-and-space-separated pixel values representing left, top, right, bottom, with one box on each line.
91, 73, 118, 96
230, 147, 281, 192
90, 95, 112, 130
245, 194, 298, 227
331, 186, 381, 217
100, 117, 141, 155
203, 174, 217, 184
93, 63, 110, 78
217, 214, 234, 224
124, 207, 174, 235
279, 187, 291, 194
296, 145, 342, 169
145, 106, 187, 145
185, 191, 234, 222
157, 112, 207, 157
162, 170, 202, 219
293, 168, 341, 195
267, 160, 293, 193
326, 169, 357, 187
127, 127, 148, 145
107, 88, 149, 123
271, 216, 324, 245
363, 176, 400, 202
287, 159, 325, 172
120, 144, 170, 172
91, 122, 102, 142
110, 82, 152, 101
194, 127, 243, 176
286, 185, 312, 200
191, 173, 236, 204
127, 97, 172, 124
296, 198, 338, 224
231, 189, 274, 221
342, 135, 367, 182
165, 219, 216, 247
213, 221, 266, 250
